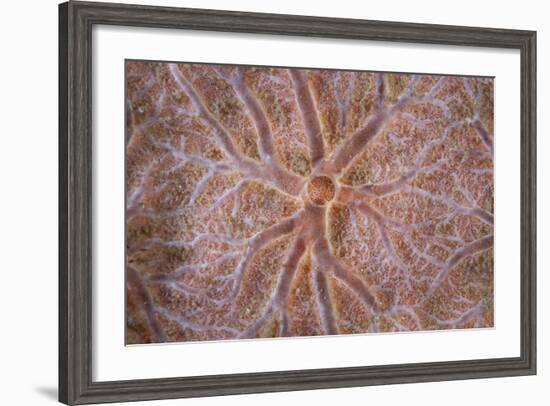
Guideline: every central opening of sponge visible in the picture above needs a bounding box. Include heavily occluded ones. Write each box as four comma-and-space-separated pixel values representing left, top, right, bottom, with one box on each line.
307, 176, 336, 205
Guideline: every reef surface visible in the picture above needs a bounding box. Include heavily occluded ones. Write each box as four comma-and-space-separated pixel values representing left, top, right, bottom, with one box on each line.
126, 61, 494, 344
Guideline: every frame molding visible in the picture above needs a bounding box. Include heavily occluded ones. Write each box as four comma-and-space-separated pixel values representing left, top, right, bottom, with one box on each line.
59, 1, 536, 404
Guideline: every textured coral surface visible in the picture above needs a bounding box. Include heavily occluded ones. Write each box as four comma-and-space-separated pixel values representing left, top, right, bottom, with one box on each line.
126, 61, 494, 344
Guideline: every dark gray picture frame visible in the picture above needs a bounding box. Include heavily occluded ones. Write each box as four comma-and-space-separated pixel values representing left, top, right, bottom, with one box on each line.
59, 1, 537, 404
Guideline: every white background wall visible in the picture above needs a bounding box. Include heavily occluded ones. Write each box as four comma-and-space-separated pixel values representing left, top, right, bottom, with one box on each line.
0, 0, 547, 405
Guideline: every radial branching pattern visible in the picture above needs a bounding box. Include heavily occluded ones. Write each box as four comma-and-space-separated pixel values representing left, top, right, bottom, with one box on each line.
126, 61, 494, 344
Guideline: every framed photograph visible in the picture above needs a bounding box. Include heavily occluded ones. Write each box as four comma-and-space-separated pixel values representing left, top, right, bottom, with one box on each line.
59, 1, 536, 404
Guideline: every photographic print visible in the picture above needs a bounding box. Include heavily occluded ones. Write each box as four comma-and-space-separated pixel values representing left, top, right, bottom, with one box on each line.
125, 60, 494, 344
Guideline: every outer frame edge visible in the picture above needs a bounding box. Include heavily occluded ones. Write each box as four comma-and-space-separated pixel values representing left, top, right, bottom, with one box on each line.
58, 1, 70, 404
